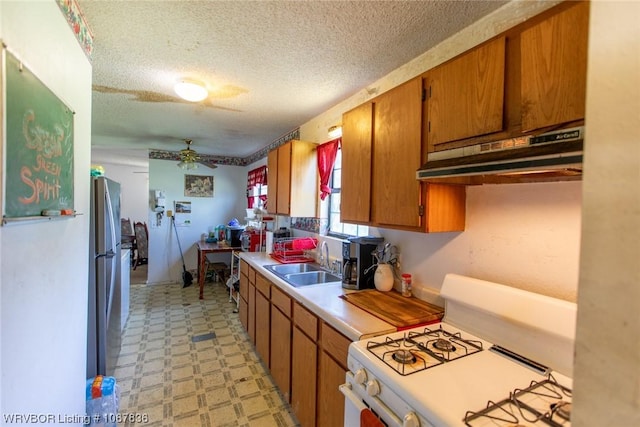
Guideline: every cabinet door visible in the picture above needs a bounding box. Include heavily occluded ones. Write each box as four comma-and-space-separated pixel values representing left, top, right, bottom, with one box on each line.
289, 140, 318, 218
317, 351, 346, 427
291, 327, 317, 427
270, 306, 291, 402
521, 1, 588, 132
239, 297, 248, 332
247, 282, 256, 343
428, 37, 506, 148
341, 102, 373, 224
372, 77, 424, 228
276, 143, 292, 215
266, 149, 278, 215
255, 289, 270, 367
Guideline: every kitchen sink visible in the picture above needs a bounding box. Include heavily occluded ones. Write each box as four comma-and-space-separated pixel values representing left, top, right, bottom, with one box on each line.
265, 263, 341, 287
265, 263, 322, 276
283, 271, 342, 287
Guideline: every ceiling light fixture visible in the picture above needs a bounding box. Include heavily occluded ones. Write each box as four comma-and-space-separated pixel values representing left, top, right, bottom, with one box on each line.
177, 139, 199, 170
328, 125, 342, 139
174, 79, 208, 102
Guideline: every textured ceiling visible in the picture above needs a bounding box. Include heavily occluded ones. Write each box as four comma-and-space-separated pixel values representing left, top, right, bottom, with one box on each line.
79, 0, 507, 165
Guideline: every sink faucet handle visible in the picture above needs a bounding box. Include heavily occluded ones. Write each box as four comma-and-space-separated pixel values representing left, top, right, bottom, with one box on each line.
320, 240, 330, 268
332, 259, 342, 276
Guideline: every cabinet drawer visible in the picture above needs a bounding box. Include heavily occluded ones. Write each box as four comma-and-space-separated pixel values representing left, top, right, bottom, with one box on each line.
293, 302, 318, 341
240, 260, 250, 277
249, 266, 256, 284
239, 273, 249, 301
271, 286, 292, 318
255, 274, 271, 297
321, 322, 351, 368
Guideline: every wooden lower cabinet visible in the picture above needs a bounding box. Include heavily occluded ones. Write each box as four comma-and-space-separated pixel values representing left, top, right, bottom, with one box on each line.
317, 351, 347, 427
238, 270, 249, 331
238, 297, 248, 331
237, 264, 352, 425
247, 280, 256, 343
255, 288, 270, 366
291, 302, 319, 426
270, 299, 292, 402
291, 327, 317, 426
317, 323, 350, 427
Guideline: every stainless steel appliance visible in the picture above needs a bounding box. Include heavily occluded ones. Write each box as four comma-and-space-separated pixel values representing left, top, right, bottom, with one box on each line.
341, 237, 383, 290
340, 274, 576, 426
87, 176, 122, 378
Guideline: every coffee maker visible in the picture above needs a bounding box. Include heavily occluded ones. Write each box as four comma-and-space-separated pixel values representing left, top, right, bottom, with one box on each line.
342, 236, 384, 290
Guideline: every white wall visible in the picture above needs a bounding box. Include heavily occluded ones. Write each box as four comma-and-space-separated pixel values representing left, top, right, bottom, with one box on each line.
299, 0, 582, 303
146, 159, 247, 284
0, 0, 92, 422
91, 161, 149, 223
573, 1, 640, 425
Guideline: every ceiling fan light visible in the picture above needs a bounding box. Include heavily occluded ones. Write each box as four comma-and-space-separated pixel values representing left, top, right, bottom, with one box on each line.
174, 80, 208, 102
178, 160, 198, 170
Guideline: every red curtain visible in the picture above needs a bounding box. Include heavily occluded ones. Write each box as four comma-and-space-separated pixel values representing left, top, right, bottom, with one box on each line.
317, 138, 341, 201
247, 165, 267, 208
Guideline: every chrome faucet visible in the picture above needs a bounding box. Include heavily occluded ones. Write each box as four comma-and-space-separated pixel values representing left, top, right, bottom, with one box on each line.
319, 240, 330, 269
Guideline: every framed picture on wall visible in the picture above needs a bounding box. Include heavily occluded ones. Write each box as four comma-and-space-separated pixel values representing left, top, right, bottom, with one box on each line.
184, 174, 213, 197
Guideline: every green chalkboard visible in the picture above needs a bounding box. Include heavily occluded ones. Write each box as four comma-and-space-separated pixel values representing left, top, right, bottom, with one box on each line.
3, 50, 74, 218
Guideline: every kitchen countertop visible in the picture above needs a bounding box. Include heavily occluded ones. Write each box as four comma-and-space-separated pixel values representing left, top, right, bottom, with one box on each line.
239, 252, 397, 341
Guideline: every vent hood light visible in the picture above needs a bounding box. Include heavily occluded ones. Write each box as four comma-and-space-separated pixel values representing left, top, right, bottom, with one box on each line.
174, 79, 208, 102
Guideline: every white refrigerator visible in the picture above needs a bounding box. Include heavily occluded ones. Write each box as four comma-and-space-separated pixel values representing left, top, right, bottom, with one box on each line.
87, 176, 122, 378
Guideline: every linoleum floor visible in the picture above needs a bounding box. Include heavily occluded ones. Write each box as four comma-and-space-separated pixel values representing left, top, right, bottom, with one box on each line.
115, 273, 300, 427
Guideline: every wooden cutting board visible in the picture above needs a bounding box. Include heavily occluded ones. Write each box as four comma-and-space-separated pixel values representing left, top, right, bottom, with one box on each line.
340, 289, 444, 329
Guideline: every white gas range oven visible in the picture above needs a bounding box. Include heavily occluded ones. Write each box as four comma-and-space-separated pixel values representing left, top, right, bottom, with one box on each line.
340, 274, 576, 427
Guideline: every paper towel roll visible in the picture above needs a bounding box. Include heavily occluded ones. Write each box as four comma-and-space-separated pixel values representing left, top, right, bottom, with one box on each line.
265, 231, 274, 254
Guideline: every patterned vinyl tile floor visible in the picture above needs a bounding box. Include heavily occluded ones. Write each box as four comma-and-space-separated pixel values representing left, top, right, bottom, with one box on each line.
114, 277, 300, 427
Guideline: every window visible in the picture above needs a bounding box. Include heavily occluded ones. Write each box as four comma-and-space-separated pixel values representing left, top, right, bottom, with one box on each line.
247, 165, 267, 210
327, 148, 369, 237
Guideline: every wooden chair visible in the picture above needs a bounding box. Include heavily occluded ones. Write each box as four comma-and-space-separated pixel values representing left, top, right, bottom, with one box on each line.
204, 253, 229, 283
133, 221, 148, 270
121, 218, 136, 264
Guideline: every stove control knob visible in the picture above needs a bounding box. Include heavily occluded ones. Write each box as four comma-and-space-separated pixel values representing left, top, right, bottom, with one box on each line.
365, 379, 380, 397
403, 412, 419, 427
354, 369, 367, 385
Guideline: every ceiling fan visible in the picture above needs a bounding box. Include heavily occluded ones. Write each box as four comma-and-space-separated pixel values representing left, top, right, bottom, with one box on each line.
178, 139, 199, 170
168, 139, 217, 170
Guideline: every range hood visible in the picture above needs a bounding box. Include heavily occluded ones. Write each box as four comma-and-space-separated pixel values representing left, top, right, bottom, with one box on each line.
417, 127, 584, 183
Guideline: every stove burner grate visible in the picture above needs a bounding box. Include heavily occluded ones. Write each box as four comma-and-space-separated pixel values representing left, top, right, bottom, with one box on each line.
464, 374, 572, 426
408, 325, 483, 362
366, 325, 484, 376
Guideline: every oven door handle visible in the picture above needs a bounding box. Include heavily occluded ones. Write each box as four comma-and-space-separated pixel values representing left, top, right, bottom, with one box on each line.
340, 381, 405, 426
339, 383, 368, 412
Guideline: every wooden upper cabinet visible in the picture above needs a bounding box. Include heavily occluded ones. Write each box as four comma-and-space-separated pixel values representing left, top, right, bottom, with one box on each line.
276, 143, 292, 214
266, 149, 278, 215
372, 77, 423, 229
427, 36, 506, 150
341, 102, 373, 224
520, 1, 589, 132
267, 140, 317, 217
